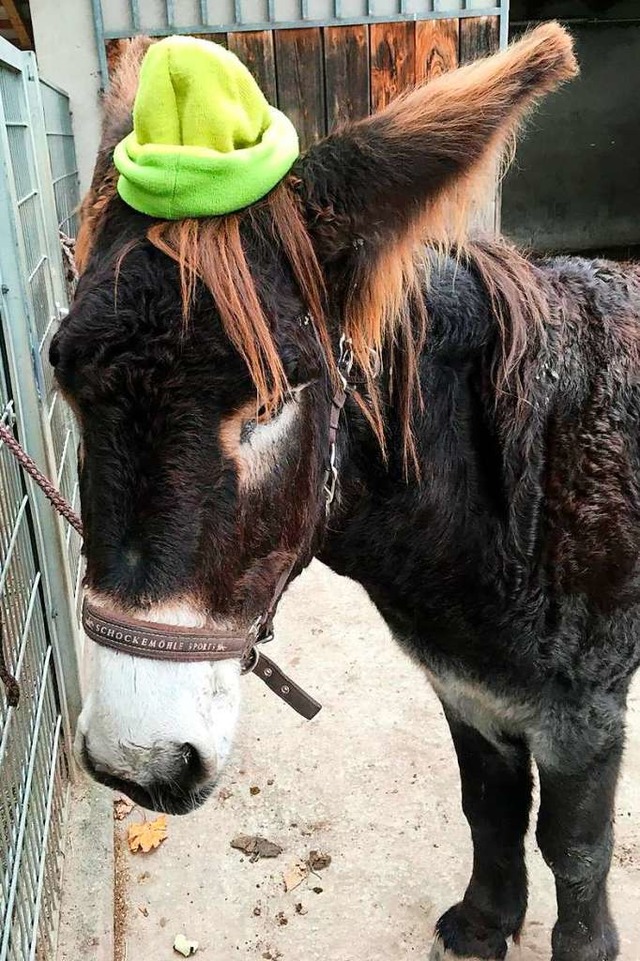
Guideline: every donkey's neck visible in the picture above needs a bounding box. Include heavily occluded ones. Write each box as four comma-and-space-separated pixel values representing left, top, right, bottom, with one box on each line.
317, 249, 522, 630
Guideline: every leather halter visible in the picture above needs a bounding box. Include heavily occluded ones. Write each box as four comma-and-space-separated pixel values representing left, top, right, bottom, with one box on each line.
81, 334, 354, 721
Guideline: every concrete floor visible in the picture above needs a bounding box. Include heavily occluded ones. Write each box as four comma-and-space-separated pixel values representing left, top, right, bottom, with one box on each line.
113, 561, 640, 961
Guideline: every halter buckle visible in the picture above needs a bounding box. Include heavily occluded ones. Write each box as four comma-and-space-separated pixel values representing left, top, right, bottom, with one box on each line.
249, 615, 275, 645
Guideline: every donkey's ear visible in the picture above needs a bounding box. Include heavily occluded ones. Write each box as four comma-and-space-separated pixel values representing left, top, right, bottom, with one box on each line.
296, 22, 578, 261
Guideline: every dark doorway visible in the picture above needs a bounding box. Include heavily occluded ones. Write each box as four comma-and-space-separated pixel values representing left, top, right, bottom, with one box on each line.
502, 1, 640, 256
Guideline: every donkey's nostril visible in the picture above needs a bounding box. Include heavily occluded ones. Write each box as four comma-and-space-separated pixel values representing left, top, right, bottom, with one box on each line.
180, 742, 201, 775
79, 737, 215, 815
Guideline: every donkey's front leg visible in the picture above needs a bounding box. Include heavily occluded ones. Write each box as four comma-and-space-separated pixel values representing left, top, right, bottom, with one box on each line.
536, 735, 623, 961
432, 708, 533, 960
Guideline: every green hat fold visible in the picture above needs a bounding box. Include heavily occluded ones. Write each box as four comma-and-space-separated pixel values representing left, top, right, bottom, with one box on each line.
114, 36, 300, 219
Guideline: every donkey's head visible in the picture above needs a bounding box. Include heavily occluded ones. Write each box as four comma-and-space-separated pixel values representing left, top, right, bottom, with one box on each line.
55, 26, 576, 813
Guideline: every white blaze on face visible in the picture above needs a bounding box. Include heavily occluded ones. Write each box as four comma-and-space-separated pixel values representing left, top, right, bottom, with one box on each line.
75, 597, 242, 787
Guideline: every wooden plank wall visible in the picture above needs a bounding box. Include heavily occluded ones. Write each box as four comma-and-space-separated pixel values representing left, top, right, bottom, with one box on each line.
106, 19, 498, 150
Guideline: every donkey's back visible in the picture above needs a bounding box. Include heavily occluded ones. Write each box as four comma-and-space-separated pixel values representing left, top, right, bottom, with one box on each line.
539, 254, 640, 609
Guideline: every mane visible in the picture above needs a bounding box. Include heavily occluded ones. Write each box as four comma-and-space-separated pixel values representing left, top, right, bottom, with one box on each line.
461, 237, 553, 411
77, 34, 560, 475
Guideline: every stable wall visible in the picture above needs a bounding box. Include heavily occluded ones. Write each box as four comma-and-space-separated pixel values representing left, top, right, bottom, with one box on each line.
502, 0, 640, 253
30, 0, 102, 196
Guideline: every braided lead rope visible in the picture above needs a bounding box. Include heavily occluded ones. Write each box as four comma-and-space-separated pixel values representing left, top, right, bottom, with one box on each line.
0, 422, 83, 535
0, 421, 84, 708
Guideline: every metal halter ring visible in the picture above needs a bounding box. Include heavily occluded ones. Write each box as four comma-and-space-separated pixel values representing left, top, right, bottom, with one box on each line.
241, 645, 260, 675
337, 334, 354, 385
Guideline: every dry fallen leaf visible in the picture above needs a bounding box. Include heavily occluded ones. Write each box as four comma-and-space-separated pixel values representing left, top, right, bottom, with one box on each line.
282, 861, 309, 893
173, 934, 199, 957
114, 796, 134, 820
127, 815, 168, 854
308, 850, 332, 872
230, 835, 282, 862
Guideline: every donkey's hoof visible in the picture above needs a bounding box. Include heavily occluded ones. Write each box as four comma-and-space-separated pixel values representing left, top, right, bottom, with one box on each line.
433, 903, 508, 960
551, 920, 620, 961
429, 936, 481, 960
429, 936, 489, 961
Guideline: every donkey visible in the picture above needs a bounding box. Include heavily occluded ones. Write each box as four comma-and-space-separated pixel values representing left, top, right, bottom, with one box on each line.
52, 22, 640, 961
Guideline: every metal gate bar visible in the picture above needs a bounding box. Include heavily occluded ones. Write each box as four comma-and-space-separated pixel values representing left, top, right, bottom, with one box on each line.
0, 34, 81, 961
38, 80, 79, 242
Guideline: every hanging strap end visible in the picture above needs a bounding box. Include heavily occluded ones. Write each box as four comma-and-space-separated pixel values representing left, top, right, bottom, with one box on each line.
250, 650, 322, 720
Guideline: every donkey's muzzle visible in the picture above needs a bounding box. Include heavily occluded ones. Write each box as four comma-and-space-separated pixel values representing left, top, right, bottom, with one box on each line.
79, 736, 215, 816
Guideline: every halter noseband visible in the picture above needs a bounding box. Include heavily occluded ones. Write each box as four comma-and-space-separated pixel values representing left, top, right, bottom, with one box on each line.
80, 334, 354, 721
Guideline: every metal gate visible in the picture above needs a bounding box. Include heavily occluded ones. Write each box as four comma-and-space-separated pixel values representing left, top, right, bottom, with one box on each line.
0, 36, 81, 961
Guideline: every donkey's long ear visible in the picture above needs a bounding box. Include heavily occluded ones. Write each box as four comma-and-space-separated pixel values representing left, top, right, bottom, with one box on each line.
297, 22, 577, 262
76, 37, 153, 270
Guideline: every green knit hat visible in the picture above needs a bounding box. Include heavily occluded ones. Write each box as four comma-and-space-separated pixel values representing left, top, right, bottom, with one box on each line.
113, 36, 300, 219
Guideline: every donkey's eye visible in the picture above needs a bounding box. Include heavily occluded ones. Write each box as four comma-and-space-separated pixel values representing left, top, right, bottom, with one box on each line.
256, 399, 286, 424
239, 401, 282, 443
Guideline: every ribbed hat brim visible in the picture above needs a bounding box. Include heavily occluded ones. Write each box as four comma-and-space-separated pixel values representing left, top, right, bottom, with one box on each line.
114, 106, 299, 219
